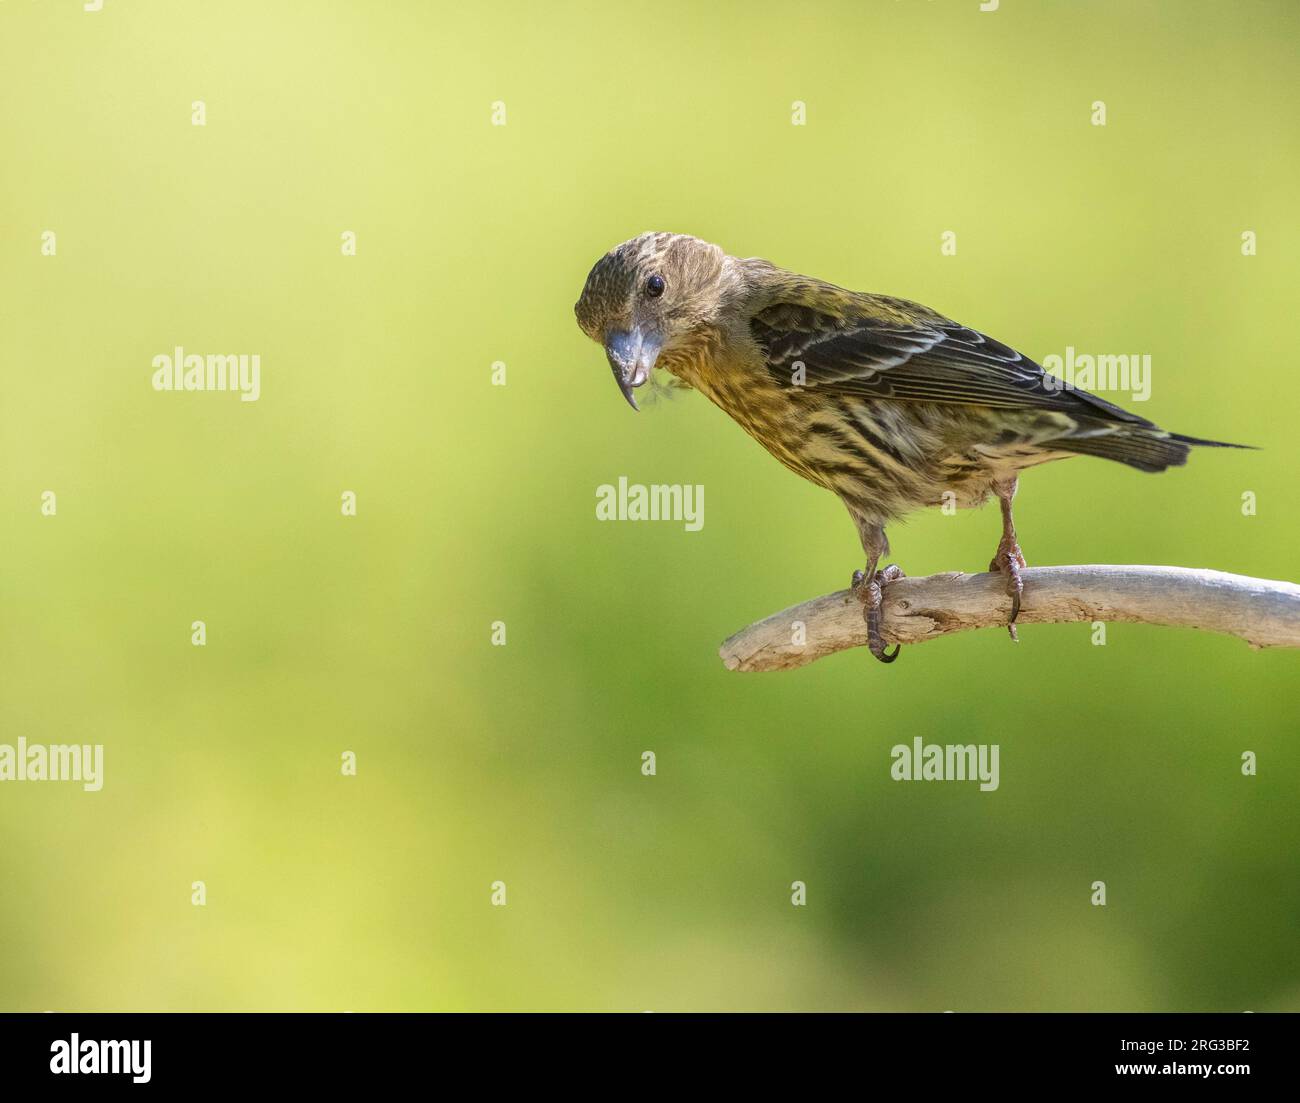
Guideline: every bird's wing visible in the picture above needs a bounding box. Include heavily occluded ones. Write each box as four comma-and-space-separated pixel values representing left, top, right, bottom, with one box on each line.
749, 291, 1152, 427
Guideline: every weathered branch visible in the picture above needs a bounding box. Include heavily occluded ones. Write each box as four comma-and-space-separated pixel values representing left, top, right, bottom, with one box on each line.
720, 565, 1300, 672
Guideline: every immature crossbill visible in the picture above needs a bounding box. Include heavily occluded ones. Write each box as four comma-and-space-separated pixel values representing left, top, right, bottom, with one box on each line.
574, 232, 1242, 662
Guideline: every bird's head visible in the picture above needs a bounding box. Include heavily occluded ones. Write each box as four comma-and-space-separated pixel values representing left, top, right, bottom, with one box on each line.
574, 232, 729, 410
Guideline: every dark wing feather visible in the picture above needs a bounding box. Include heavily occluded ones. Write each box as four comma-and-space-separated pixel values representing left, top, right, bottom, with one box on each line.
750, 294, 1152, 427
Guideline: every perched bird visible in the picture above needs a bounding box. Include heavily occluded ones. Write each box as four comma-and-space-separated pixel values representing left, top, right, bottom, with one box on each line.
574, 232, 1244, 662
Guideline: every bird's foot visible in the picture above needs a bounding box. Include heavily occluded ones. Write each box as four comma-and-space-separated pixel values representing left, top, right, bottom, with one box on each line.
988, 542, 1027, 642
851, 564, 906, 663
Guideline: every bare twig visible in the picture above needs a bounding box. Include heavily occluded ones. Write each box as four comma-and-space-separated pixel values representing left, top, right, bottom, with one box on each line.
719, 566, 1300, 672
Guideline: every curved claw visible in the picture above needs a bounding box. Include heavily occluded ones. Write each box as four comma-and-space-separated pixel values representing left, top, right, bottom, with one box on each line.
872, 642, 902, 663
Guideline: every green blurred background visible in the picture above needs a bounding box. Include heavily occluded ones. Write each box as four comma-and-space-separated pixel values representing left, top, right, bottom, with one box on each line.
1, 0, 1297, 1011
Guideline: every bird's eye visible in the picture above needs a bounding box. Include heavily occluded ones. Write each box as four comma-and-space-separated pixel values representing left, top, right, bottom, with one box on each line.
645, 274, 665, 298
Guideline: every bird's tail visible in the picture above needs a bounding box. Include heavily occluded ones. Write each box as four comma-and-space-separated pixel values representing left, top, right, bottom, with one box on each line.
1052, 427, 1254, 473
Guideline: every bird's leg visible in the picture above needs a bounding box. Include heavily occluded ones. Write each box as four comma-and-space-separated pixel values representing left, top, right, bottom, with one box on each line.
988, 478, 1027, 642
849, 520, 904, 663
